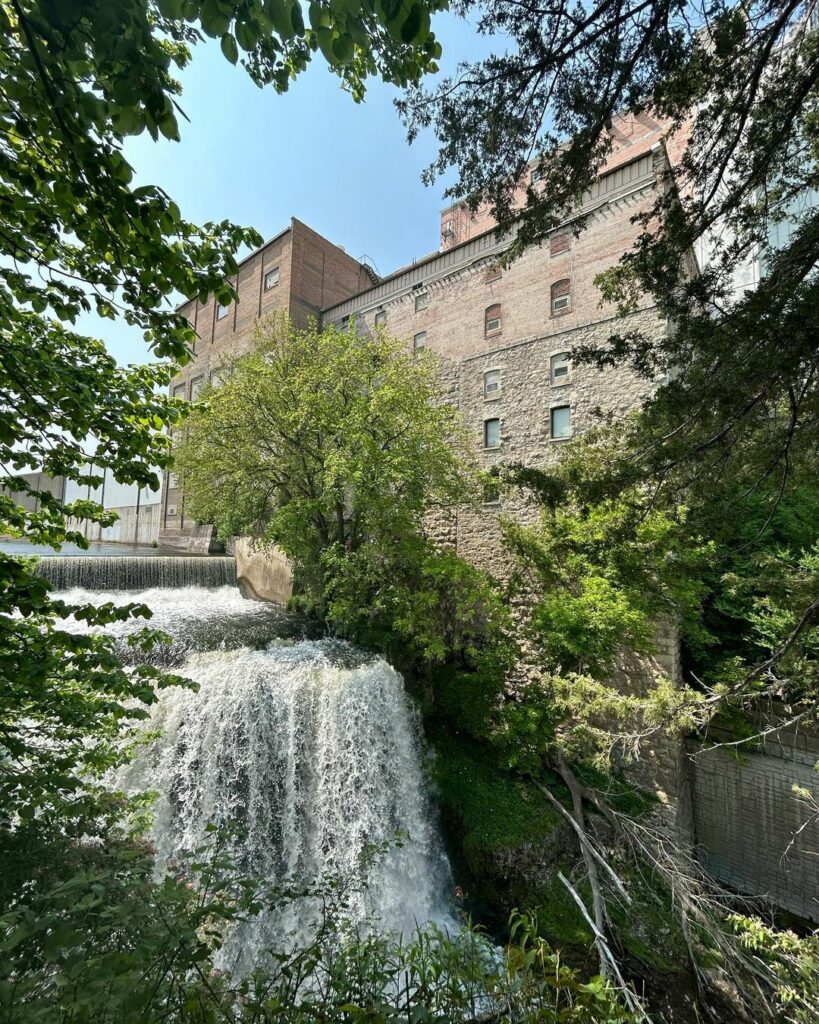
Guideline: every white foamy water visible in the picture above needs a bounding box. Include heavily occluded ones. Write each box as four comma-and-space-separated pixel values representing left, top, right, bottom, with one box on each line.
59, 584, 454, 970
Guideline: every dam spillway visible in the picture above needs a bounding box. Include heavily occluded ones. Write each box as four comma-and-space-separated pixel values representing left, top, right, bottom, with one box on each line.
34, 554, 236, 591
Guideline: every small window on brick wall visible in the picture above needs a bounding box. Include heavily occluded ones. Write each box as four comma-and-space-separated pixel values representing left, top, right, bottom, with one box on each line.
485, 303, 502, 335
550, 233, 570, 256
484, 368, 501, 397
484, 418, 501, 449
172, 382, 187, 399
374, 309, 386, 326
264, 266, 279, 290
550, 405, 571, 439
413, 331, 427, 351
216, 302, 229, 321
191, 375, 206, 400
414, 291, 428, 312
551, 279, 571, 314
550, 352, 571, 385
531, 168, 542, 184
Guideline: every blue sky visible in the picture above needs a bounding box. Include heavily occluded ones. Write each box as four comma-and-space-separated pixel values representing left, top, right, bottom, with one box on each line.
85, 13, 499, 366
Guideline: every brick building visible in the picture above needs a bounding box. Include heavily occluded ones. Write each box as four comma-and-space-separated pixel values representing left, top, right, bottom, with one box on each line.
161, 113, 669, 550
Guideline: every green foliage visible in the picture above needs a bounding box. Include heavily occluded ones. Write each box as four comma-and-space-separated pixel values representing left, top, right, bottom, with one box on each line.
0, 827, 636, 1024
431, 735, 565, 875
176, 314, 507, 666
497, 430, 711, 767
728, 915, 819, 1024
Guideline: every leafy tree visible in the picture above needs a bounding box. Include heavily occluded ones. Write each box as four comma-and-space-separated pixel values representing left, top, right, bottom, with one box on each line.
175, 313, 508, 665
477, 430, 819, 1021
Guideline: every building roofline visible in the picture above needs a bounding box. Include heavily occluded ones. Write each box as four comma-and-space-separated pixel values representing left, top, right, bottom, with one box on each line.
175, 217, 378, 314
175, 223, 293, 314
322, 146, 661, 319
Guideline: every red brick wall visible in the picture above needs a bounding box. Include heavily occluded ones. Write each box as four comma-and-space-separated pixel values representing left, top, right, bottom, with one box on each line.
356, 178, 658, 364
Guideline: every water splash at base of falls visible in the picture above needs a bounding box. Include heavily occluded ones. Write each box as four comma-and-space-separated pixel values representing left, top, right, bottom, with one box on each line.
61, 585, 454, 970
117, 641, 453, 968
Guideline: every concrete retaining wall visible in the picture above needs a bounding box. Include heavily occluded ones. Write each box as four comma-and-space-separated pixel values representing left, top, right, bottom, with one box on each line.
689, 715, 819, 923
229, 538, 293, 604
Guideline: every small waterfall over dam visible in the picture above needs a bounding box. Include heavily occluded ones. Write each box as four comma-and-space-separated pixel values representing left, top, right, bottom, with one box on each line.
36, 554, 236, 591
58, 583, 453, 970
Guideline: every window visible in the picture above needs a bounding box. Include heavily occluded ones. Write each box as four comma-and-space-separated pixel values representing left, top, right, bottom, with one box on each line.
483, 477, 501, 504
264, 266, 279, 290
484, 368, 501, 397
172, 382, 187, 399
338, 315, 350, 330
374, 309, 387, 326
191, 375, 206, 400
414, 291, 428, 312
216, 301, 229, 321
551, 278, 571, 314
484, 303, 502, 335
531, 168, 542, 184
550, 405, 571, 439
550, 233, 570, 256
550, 352, 571, 385
413, 331, 427, 351
484, 418, 500, 448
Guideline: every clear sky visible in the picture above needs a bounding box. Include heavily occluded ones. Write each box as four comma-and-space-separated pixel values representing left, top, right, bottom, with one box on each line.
84, 13, 500, 366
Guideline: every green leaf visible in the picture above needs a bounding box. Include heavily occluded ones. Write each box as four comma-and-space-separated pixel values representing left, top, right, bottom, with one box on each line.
221, 32, 239, 63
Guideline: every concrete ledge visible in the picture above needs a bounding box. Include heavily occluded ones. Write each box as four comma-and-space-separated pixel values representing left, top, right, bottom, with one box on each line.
157, 524, 223, 554
229, 538, 293, 605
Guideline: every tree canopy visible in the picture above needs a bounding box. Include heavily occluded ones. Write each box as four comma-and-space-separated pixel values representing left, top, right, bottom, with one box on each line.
175, 314, 507, 665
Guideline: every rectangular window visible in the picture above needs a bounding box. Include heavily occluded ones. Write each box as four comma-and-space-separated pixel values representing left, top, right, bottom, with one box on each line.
168, 473, 179, 490
531, 168, 542, 184
172, 382, 187, 399
550, 405, 571, 439
550, 352, 571, 385
375, 310, 387, 326
339, 316, 350, 330
550, 233, 570, 256
216, 302, 229, 321
264, 266, 279, 290
484, 368, 501, 397
484, 418, 500, 448
414, 291, 428, 312
413, 331, 427, 351
190, 375, 206, 400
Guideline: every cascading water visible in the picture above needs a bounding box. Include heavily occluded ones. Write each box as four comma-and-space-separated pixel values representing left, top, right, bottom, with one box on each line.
35, 554, 236, 591
59, 583, 454, 972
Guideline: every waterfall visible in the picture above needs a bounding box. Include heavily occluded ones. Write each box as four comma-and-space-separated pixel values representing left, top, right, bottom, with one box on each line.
59, 584, 453, 971
35, 555, 236, 591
